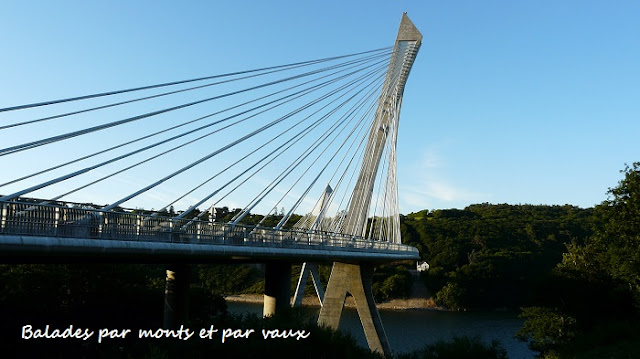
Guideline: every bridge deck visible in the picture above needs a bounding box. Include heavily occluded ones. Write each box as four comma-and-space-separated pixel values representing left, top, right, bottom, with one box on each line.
0, 201, 419, 262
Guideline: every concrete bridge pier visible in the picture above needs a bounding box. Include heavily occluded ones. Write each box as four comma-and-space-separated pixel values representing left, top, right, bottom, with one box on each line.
263, 262, 292, 317
292, 262, 325, 307
318, 262, 391, 358
163, 264, 190, 328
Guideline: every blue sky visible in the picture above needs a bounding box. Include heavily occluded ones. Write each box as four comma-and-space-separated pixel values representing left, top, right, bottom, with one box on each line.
1, 1, 638, 214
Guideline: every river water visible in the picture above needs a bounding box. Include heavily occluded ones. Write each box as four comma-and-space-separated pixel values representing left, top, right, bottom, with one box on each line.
227, 302, 535, 359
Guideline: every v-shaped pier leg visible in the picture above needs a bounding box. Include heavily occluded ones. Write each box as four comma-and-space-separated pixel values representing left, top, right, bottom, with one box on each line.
318, 262, 391, 357
292, 262, 325, 307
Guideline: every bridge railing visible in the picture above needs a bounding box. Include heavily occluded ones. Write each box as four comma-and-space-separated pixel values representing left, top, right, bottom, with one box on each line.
0, 200, 418, 255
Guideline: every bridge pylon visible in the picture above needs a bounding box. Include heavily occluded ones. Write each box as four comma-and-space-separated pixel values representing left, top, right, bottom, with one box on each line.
317, 13, 422, 358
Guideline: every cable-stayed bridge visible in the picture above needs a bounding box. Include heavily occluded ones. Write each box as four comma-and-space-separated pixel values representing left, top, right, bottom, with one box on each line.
1, 14, 422, 357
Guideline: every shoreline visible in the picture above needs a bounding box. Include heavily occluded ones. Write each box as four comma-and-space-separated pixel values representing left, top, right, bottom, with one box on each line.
224, 294, 444, 311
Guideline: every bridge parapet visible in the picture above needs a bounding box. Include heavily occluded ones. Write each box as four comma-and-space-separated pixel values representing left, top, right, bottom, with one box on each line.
0, 200, 418, 257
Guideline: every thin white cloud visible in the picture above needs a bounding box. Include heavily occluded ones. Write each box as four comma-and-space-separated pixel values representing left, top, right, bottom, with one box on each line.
398, 146, 491, 212
420, 147, 441, 169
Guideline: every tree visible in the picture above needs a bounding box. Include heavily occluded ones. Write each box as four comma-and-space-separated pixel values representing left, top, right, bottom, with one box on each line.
516, 307, 576, 354
559, 162, 640, 307
518, 163, 640, 357
398, 336, 508, 359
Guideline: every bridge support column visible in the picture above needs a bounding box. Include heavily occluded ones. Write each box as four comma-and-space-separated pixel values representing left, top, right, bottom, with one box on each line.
318, 262, 391, 357
263, 262, 291, 317
293, 262, 324, 307
163, 264, 190, 328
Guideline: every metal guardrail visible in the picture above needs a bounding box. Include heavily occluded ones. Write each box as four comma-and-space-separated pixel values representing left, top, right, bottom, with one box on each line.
0, 200, 418, 256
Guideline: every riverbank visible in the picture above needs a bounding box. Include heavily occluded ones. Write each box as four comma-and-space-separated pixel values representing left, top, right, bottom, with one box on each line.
224, 294, 442, 310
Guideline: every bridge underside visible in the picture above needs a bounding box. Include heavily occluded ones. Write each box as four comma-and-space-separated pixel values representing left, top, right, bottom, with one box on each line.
0, 234, 418, 263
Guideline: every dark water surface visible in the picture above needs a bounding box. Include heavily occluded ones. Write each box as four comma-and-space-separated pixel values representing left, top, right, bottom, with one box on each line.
226, 302, 535, 359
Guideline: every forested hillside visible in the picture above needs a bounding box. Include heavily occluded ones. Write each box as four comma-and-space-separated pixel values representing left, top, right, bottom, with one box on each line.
401, 203, 595, 310
397, 163, 640, 357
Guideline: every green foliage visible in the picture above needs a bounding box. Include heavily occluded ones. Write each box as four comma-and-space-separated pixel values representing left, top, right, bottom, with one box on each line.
403, 203, 594, 310
188, 287, 228, 324
517, 163, 640, 357
0, 263, 164, 325
421, 266, 447, 294
397, 336, 508, 359
371, 264, 413, 301
521, 320, 640, 359
197, 264, 262, 295
516, 307, 577, 353
558, 321, 640, 359
373, 273, 412, 301
435, 283, 466, 311
558, 162, 640, 307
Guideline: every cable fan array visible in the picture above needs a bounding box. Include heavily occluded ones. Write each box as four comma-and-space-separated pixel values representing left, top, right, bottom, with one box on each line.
0, 46, 406, 243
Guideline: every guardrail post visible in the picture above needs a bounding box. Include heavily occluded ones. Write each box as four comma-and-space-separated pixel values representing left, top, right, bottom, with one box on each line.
0, 202, 6, 234
170, 218, 175, 242
223, 225, 227, 244
53, 206, 59, 236
136, 214, 141, 240
98, 213, 104, 239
